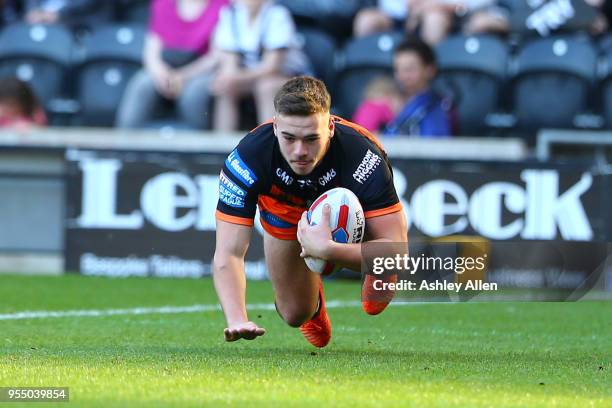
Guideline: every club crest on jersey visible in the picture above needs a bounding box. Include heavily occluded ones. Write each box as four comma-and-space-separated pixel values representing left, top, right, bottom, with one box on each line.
318, 168, 337, 186
275, 168, 293, 185
353, 149, 381, 184
225, 149, 257, 186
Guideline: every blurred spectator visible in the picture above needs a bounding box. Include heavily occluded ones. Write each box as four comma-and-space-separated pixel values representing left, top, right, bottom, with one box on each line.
408, 0, 510, 45
354, 0, 409, 38
116, 0, 228, 129
383, 39, 452, 137
211, 0, 312, 131
0, 77, 47, 129
24, 0, 113, 30
352, 76, 402, 132
353, 39, 452, 137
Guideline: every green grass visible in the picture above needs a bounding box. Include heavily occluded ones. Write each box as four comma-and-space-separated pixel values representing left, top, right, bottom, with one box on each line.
0, 274, 610, 407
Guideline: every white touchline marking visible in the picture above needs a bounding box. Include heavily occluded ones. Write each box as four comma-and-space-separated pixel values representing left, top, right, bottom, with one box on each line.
0, 300, 432, 321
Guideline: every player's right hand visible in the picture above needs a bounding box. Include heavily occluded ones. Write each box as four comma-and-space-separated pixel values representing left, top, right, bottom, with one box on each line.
224, 321, 266, 342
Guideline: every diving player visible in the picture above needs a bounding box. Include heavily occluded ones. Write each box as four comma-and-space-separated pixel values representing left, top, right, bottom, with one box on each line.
214, 76, 407, 347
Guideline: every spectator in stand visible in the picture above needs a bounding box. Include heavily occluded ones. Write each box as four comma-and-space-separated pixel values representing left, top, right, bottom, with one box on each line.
116, 0, 228, 129
0, 77, 47, 129
385, 38, 452, 137
354, 1, 509, 43
354, 0, 409, 38
211, 0, 312, 131
353, 39, 452, 137
24, 0, 113, 30
352, 76, 402, 132
408, 0, 510, 45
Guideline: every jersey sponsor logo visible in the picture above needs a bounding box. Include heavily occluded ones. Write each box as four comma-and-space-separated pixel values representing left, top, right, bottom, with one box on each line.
220, 171, 246, 197
275, 168, 293, 185
353, 150, 382, 184
219, 183, 245, 208
225, 150, 257, 186
318, 168, 337, 186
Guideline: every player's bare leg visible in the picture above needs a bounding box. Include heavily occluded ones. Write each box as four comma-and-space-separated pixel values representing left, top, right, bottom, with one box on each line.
263, 232, 320, 326
263, 231, 332, 347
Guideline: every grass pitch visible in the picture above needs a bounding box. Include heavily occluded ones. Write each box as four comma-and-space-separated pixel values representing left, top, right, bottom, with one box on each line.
0, 274, 609, 407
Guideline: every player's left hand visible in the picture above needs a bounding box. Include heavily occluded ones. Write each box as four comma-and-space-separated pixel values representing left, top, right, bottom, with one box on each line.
224, 321, 266, 342
297, 204, 333, 259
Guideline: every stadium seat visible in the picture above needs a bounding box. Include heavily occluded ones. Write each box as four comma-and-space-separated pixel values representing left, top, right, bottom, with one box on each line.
296, 28, 337, 94
334, 32, 404, 117
597, 33, 612, 129
434, 35, 509, 136
597, 32, 612, 53
510, 35, 597, 133
0, 23, 73, 108
74, 24, 145, 126
114, 0, 151, 24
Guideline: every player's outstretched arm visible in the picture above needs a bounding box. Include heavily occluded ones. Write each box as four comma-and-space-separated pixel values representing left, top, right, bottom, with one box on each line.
213, 219, 265, 342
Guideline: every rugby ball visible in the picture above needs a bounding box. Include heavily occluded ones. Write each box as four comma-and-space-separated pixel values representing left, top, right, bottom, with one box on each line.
304, 187, 365, 275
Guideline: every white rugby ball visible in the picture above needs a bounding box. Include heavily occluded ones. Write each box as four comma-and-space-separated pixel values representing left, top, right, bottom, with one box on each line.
304, 187, 365, 275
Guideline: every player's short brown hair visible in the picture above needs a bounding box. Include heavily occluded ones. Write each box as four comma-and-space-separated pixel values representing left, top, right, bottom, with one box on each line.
273, 76, 331, 116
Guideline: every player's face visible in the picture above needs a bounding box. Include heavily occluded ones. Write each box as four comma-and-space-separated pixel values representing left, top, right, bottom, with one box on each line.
273, 112, 334, 176
394, 51, 436, 97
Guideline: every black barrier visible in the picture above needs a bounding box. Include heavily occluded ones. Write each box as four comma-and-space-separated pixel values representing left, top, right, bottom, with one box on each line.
64, 149, 611, 288
398, 160, 609, 242
64, 149, 264, 278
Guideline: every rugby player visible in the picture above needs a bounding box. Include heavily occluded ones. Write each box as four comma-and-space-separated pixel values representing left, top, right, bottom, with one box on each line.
214, 76, 407, 348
